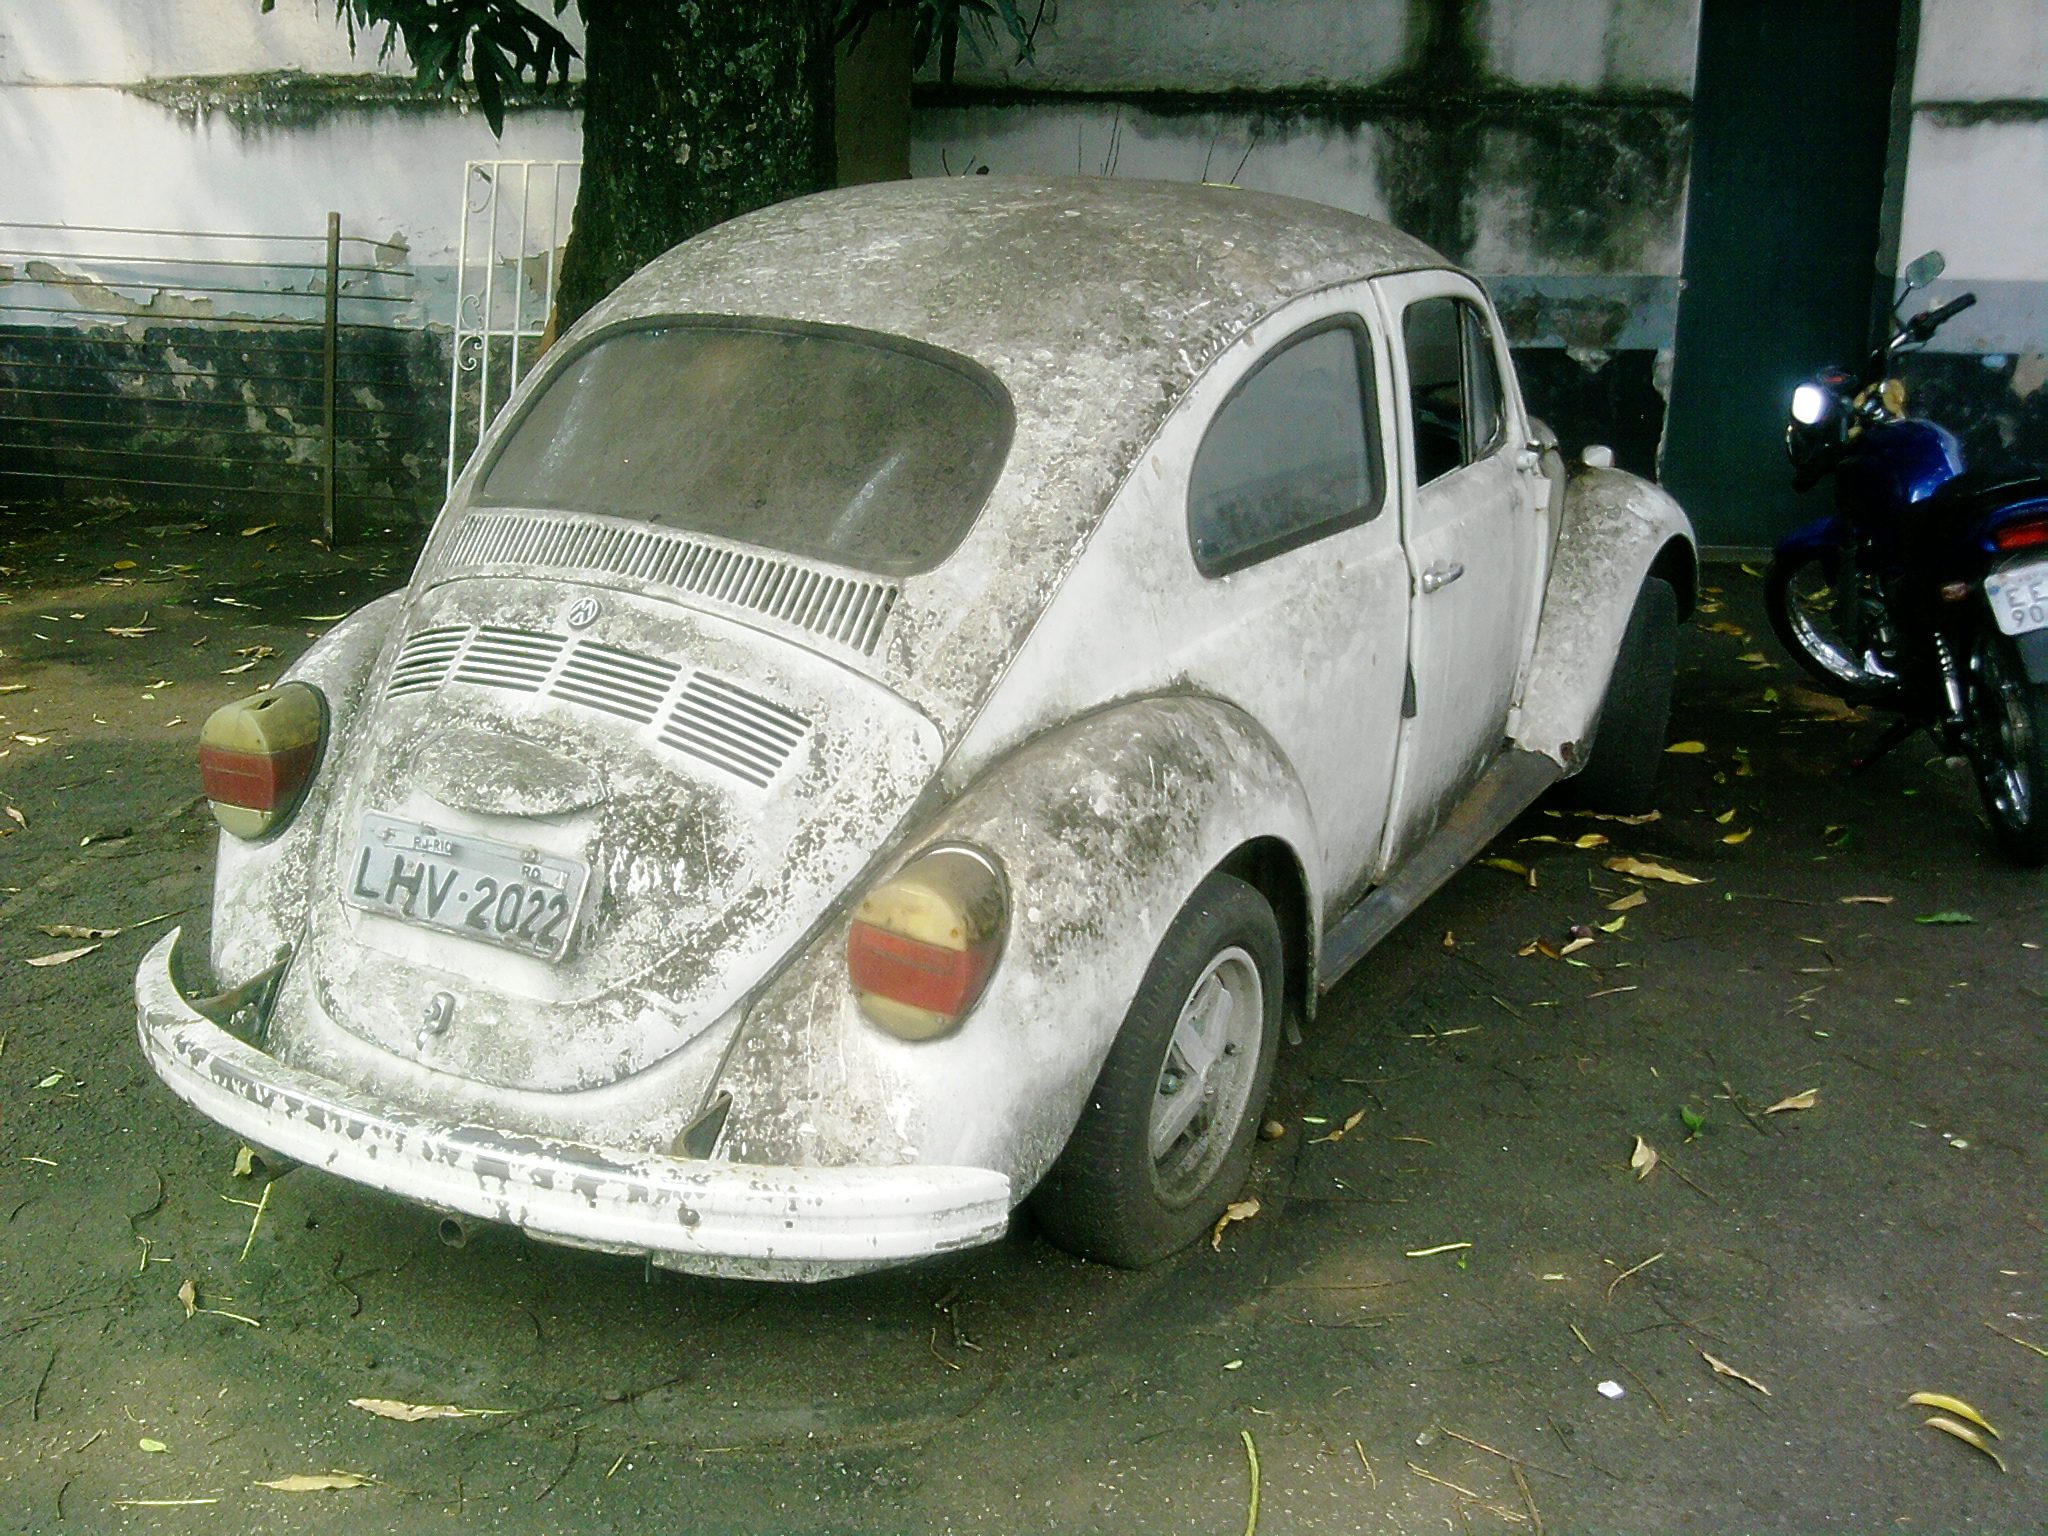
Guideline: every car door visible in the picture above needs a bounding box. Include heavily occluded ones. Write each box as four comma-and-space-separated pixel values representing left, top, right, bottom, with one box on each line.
1372, 272, 1547, 872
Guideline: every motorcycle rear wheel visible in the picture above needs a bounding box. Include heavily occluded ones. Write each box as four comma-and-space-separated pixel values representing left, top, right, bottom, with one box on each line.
1764, 548, 1908, 705
1967, 631, 2048, 866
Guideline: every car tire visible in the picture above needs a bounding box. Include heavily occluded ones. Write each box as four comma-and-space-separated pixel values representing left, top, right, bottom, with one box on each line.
1567, 576, 1678, 814
1030, 872, 1284, 1269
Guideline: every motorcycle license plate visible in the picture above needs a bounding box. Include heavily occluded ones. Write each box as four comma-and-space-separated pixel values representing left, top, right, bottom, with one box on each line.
1985, 558, 2048, 637
343, 812, 587, 960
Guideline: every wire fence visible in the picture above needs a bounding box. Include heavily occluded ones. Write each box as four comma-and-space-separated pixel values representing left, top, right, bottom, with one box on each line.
0, 214, 445, 541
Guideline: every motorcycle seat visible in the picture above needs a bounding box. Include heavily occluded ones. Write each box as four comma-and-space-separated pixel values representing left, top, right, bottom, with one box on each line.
1926, 469, 2048, 522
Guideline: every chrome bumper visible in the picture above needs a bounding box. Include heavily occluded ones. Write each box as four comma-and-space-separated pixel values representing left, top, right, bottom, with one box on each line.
135, 932, 1011, 1280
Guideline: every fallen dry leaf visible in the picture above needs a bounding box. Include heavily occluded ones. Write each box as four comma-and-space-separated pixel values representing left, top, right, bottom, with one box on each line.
1605, 856, 1702, 886
4, 806, 23, 829
1211, 1198, 1261, 1250
1701, 1349, 1772, 1396
233, 1145, 258, 1178
1906, 1393, 1999, 1438
220, 660, 259, 675
1764, 1089, 1818, 1114
1574, 832, 1609, 849
1839, 895, 1895, 905
25, 944, 100, 967
1606, 889, 1649, 913
1722, 827, 1753, 845
1924, 1415, 2007, 1473
104, 625, 158, 638
1310, 1110, 1367, 1145
1630, 1136, 1658, 1180
255, 1472, 374, 1492
13, 733, 49, 746
37, 923, 119, 940
1483, 857, 1529, 877
1559, 935, 1594, 957
177, 1278, 198, 1319
1598, 914, 1628, 934
348, 1398, 509, 1423
139, 1438, 168, 1454
241, 524, 278, 538
1575, 809, 1661, 825
1665, 740, 1707, 754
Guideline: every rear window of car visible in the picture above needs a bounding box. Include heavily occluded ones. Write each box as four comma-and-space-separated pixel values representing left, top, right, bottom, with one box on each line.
473, 318, 1014, 577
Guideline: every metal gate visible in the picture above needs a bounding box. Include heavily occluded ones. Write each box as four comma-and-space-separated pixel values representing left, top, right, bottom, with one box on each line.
445, 159, 582, 494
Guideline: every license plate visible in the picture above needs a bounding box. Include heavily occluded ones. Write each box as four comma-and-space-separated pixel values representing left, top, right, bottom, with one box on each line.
1986, 558, 2048, 637
343, 812, 588, 960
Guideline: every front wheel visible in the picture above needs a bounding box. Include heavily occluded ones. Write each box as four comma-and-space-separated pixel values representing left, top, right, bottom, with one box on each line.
1967, 631, 2048, 865
1031, 872, 1283, 1268
1765, 546, 1907, 704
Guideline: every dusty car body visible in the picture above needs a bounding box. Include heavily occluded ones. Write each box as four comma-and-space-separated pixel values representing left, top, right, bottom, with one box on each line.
136, 177, 1695, 1280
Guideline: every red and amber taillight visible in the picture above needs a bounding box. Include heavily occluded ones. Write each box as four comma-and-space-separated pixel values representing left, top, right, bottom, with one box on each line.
198, 683, 325, 839
847, 846, 1008, 1040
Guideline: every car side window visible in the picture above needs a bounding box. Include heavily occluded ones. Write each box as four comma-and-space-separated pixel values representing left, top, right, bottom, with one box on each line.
1402, 297, 1506, 486
1187, 323, 1384, 578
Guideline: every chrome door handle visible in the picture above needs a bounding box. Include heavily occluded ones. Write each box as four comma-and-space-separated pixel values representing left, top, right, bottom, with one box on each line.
1420, 561, 1466, 594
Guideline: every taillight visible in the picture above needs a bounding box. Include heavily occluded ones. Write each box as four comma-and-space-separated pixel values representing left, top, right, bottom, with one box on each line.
848, 846, 1007, 1040
199, 683, 325, 839
1991, 516, 2048, 554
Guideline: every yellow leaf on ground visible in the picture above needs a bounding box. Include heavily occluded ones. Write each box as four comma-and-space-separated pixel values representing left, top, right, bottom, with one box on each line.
177, 1278, 198, 1319
1840, 894, 1895, 905
233, 1145, 257, 1178
1924, 1415, 2007, 1472
139, 1438, 168, 1453
1211, 1197, 1261, 1250
1574, 832, 1609, 849
1715, 809, 1737, 824
1605, 856, 1702, 886
1574, 809, 1662, 825
1606, 890, 1649, 913
1722, 827, 1753, 845
1764, 1089, 1818, 1114
1483, 857, 1528, 877
25, 944, 100, 967
1630, 1136, 1658, 1180
1701, 1349, 1772, 1395
1598, 914, 1628, 934
1907, 1393, 1999, 1438
1311, 1110, 1367, 1145
1665, 740, 1707, 754
348, 1398, 509, 1423
256, 1472, 374, 1492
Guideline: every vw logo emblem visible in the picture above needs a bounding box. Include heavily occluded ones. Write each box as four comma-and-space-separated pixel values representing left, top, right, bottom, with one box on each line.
564, 596, 601, 630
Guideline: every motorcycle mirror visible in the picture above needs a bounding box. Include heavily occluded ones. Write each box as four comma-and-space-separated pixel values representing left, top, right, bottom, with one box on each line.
1901, 250, 1945, 290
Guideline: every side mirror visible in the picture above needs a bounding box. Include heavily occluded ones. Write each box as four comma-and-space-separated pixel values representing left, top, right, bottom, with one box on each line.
1901, 250, 1945, 291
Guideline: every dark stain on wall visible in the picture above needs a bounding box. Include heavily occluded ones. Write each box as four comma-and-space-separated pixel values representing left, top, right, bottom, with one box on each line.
1897, 352, 2048, 477
1511, 347, 1668, 477
0, 323, 448, 530
128, 71, 580, 130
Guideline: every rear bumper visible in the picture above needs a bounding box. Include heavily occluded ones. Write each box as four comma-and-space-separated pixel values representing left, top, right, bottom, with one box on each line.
134, 933, 1011, 1281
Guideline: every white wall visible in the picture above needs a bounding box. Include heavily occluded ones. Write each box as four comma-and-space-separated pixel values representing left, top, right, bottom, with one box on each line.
1894, 0, 2047, 351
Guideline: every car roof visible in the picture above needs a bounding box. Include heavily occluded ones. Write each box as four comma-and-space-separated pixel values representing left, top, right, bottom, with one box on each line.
590, 175, 1448, 397
550, 179, 1453, 736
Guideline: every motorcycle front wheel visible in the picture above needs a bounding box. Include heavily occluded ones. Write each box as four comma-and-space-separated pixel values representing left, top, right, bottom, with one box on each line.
1967, 630, 2048, 865
1764, 547, 1908, 705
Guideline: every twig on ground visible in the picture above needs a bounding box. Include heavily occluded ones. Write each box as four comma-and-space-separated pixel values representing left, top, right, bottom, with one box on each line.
1240, 1430, 1261, 1536
1604, 1251, 1664, 1303
1440, 1426, 1572, 1480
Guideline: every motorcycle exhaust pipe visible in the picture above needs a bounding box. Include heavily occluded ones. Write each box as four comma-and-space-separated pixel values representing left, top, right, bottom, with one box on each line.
437, 1215, 469, 1250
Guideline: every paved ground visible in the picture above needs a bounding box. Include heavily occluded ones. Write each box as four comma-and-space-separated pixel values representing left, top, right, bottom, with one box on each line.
0, 502, 2041, 1534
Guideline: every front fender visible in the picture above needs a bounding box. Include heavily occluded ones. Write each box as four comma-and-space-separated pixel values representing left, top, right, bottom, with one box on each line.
714, 695, 1318, 1201
209, 592, 403, 987
1510, 468, 1696, 768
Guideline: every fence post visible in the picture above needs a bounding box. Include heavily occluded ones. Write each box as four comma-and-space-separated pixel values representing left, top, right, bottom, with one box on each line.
322, 210, 340, 545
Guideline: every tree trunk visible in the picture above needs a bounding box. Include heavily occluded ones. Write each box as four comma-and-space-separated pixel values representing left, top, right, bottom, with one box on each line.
554, 0, 834, 329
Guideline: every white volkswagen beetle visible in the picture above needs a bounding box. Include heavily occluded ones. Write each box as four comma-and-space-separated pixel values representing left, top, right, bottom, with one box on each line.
137, 177, 1695, 1281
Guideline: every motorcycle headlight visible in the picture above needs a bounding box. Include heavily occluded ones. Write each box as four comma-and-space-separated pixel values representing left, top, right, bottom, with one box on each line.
1790, 384, 1830, 426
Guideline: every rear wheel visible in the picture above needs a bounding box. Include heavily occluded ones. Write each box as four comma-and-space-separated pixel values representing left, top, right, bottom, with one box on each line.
1967, 631, 2048, 865
1567, 576, 1677, 814
1031, 873, 1283, 1268
1765, 546, 1907, 704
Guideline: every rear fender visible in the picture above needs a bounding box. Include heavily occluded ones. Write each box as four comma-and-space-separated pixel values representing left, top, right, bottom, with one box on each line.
1510, 468, 1697, 769
210, 593, 403, 987
714, 695, 1318, 1199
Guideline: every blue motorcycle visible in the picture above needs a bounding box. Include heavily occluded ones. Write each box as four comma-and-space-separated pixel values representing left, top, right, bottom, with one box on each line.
1766, 251, 2048, 863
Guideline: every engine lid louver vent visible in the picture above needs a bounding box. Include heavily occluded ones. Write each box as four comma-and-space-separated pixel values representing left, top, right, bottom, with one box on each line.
383, 625, 809, 786
444, 511, 898, 657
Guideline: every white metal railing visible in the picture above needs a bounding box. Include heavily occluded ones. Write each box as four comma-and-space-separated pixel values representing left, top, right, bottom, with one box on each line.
446, 159, 581, 494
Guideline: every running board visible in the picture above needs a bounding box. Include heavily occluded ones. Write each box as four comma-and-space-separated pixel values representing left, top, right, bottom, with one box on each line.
1318, 749, 1562, 991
